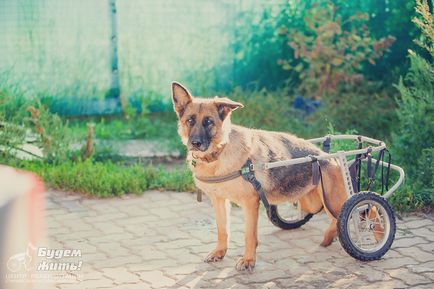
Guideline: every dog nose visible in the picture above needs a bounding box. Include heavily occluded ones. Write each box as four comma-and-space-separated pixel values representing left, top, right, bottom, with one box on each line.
191, 140, 202, 148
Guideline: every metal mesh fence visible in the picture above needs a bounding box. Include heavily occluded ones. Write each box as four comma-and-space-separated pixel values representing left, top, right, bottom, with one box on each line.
0, 0, 284, 114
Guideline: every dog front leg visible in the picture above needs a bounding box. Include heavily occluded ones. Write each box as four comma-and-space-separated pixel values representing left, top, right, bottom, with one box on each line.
204, 196, 230, 263
236, 197, 259, 271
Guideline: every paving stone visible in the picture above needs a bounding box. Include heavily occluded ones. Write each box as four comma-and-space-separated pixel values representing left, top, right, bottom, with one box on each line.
393, 236, 429, 248
236, 269, 287, 284
422, 271, 434, 281
92, 255, 143, 268
120, 235, 169, 247
163, 264, 200, 276
403, 218, 434, 229
114, 215, 159, 225
383, 248, 403, 258
62, 239, 99, 254
387, 267, 432, 286
127, 259, 186, 272
84, 212, 129, 223
87, 232, 135, 244
155, 238, 203, 250
411, 227, 434, 241
369, 256, 419, 269
81, 252, 109, 263
394, 246, 434, 263
101, 268, 141, 284
353, 265, 392, 283
106, 283, 152, 289
417, 242, 434, 254
58, 278, 114, 289
77, 269, 105, 281
137, 270, 176, 287
133, 245, 168, 261
45, 191, 434, 289
92, 221, 126, 234
55, 229, 106, 241
409, 261, 434, 273
356, 279, 407, 289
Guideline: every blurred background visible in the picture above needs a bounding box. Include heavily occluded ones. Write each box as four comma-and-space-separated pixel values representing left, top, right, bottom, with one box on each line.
0, 0, 432, 212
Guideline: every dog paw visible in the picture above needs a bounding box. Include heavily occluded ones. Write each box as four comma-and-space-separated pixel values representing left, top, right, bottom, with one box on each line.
204, 249, 226, 263
235, 257, 255, 272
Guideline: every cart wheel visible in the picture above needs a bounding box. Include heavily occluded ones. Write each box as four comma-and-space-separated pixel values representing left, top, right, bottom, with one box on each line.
337, 192, 396, 261
268, 202, 313, 230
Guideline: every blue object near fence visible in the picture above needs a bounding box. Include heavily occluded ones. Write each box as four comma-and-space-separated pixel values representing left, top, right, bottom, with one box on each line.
293, 95, 321, 118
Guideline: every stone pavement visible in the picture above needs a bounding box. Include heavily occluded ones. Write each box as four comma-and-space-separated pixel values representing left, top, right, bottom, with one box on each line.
45, 190, 434, 289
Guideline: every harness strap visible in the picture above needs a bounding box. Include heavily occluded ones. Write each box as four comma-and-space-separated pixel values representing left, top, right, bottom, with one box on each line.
318, 165, 339, 219
195, 170, 242, 183
356, 137, 363, 192
240, 159, 271, 216
310, 156, 339, 219
384, 149, 392, 192
367, 148, 385, 191
311, 157, 320, 185
195, 159, 272, 216
366, 147, 373, 180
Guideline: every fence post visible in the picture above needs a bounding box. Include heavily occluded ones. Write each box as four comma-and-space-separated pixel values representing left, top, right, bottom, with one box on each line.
107, 0, 121, 100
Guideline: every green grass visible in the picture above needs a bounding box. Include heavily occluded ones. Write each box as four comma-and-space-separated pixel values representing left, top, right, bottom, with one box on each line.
6, 158, 195, 197
67, 112, 185, 155
68, 113, 178, 140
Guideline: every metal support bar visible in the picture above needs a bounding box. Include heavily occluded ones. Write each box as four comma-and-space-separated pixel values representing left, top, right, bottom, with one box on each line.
263, 144, 385, 170
348, 159, 405, 199
337, 151, 355, 198
260, 134, 403, 198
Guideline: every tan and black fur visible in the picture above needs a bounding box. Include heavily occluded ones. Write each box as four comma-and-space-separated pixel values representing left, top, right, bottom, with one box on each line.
171, 82, 349, 271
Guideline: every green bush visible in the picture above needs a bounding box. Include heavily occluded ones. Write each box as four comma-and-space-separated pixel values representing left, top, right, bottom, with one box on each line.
306, 84, 397, 138
390, 0, 433, 212
279, 1, 395, 99
0, 90, 27, 157
228, 87, 308, 136
0, 91, 71, 162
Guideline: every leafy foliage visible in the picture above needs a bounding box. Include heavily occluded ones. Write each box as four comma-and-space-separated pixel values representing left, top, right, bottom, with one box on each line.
0, 91, 27, 157
412, 0, 434, 54
391, 0, 433, 211
279, 1, 395, 99
306, 84, 398, 138
0, 91, 71, 162
229, 87, 307, 135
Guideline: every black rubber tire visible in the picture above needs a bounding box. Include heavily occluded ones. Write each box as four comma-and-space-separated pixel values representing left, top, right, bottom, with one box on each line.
337, 192, 396, 261
268, 204, 314, 230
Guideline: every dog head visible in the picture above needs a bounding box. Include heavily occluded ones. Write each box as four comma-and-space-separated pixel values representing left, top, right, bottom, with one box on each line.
171, 82, 243, 155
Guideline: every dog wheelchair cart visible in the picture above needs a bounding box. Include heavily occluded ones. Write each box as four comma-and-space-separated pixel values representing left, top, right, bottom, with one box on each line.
246, 135, 404, 261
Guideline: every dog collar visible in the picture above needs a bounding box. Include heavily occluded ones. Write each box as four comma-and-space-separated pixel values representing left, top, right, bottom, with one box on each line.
191, 144, 226, 164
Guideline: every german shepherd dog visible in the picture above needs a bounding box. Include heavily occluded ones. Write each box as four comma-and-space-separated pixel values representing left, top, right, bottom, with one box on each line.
171, 82, 349, 271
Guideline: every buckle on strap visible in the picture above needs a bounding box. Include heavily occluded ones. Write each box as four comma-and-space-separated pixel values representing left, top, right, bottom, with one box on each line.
241, 163, 255, 175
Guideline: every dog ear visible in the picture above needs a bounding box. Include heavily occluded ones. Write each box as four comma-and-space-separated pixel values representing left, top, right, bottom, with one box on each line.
172, 82, 193, 118
214, 97, 244, 120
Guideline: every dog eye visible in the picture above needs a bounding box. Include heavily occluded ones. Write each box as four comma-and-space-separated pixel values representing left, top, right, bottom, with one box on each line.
187, 118, 195, 126
203, 118, 214, 126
